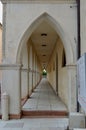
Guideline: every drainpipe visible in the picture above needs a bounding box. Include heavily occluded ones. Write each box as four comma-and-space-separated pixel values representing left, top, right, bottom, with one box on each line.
77, 0, 81, 112
77, 0, 81, 59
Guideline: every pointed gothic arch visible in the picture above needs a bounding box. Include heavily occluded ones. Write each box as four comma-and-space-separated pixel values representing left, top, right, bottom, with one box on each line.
16, 12, 74, 65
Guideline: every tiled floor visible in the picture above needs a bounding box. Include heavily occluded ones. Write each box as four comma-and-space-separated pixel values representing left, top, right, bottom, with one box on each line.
22, 78, 67, 111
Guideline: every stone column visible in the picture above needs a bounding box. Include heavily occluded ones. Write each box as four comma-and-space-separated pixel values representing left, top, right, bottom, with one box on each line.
67, 64, 77, 112
0, 64, 21, 119
21, 68, 29, 99
32, 72, 34, 92
29, 68, 33, 95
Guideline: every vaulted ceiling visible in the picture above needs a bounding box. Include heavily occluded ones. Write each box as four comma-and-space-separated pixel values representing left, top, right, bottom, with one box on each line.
31, 20, 59, 68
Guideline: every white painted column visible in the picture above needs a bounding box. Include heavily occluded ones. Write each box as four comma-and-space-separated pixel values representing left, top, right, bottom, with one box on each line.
21, 68, 29, 99
33, 53, 35, 89
67, 64, 77, 112
29, 69, 33, 95
0, 64, 21, 118
35, 58, 38, 86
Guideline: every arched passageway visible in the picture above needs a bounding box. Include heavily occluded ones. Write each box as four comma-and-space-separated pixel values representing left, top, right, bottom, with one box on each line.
19, 13, 76, 117
0, 12, 77, 119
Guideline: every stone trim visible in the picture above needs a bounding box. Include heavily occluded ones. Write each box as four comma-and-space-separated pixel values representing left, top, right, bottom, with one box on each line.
1, 0, 76, 4
0, 64, 22, 70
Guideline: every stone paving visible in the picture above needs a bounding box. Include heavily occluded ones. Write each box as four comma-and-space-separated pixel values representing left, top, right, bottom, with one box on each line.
0, 117, 69, 130
22, 78, 67, 111
0, 78, 69, 129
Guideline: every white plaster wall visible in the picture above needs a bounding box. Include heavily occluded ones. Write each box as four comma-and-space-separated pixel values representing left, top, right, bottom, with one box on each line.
48, 38, 77, 111
58, 67, 68, 106
57, 39, 68, 105
48, 65, 68, 108
48, 39, 68, 107
4, 2, 77, 64
48, 60, 56, 93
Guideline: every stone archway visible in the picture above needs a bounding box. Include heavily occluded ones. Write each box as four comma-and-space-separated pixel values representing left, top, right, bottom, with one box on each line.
16, 12, 76, 113
17, 13, 74, 65
0, 11, 77, 119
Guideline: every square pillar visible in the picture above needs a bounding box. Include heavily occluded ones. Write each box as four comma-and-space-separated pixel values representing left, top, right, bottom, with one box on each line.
67, 64, 77, 112
21, 68, 29, 99
0, 64, 21, 119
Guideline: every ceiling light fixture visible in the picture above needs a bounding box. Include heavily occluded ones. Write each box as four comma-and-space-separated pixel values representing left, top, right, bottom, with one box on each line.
42, 54, 46, 56
42, 44, 47, 47
41, 33, 47, 36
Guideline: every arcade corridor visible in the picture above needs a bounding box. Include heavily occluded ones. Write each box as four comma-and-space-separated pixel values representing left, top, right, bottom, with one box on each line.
0, 12, 77, 120
1, 0, 86, 129
22, 78, 68, 117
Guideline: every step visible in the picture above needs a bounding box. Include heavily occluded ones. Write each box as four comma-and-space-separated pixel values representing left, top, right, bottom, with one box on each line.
22, 110, 68, 118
